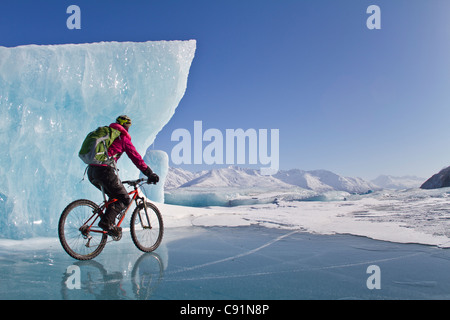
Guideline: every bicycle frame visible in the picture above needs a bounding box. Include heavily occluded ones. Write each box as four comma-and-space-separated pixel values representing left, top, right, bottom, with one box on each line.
81, 180, 148, 235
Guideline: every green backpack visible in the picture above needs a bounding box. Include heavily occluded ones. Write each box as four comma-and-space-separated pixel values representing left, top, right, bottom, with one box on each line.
79, 126, 121, 166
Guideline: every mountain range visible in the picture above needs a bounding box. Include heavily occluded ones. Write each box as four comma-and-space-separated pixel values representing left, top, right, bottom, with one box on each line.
165, 166, 425, 193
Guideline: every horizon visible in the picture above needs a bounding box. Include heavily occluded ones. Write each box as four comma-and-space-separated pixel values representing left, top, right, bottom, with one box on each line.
1, 1, 450, 180
167, 164, 429, 181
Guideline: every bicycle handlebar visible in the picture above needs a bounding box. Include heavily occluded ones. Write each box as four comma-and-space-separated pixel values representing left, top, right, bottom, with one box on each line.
122, 178, 157, 187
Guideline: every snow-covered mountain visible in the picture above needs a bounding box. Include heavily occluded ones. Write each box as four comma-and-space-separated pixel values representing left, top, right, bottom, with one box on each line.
165, 166, 378, 193
274, 169, 378, 193
272, 169, 333, 192
164, 167, 206, 189
166, 166, 293, 189
372, 175, 425, 190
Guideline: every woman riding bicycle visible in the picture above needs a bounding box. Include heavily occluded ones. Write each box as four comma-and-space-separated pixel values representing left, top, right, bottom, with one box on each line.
87, 115, 159, 235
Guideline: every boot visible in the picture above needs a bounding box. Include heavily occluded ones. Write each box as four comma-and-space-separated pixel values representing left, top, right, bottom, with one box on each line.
98, 201, 123, 230
98, 218, 122, 237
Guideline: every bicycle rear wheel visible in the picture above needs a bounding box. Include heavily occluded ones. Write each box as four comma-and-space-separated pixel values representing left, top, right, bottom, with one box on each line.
58, 199, 108, 260
130, 201, 164, 252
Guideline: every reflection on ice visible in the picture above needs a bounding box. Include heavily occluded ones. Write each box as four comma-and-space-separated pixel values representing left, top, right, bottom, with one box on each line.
61, 252, 165, 300
2, 226, 450, 300
0, 234, 170, 300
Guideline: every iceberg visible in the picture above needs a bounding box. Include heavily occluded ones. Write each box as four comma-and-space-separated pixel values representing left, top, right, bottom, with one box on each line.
140, 150, 169, 203
0, 40, 196, 239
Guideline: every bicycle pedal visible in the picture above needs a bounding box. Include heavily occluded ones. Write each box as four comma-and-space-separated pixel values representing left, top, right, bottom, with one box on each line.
107, 227, 122, 241
110, 233, 122, 241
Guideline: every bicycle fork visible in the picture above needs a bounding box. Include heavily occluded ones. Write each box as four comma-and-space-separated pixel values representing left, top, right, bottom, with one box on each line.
138, 200, 152, 229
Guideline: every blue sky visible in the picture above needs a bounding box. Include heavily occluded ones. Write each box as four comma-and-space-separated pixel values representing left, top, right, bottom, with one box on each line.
2, 0, 450, 179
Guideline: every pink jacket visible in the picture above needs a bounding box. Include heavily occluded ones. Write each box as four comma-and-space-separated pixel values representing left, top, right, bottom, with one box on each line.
107, 123, 148, 173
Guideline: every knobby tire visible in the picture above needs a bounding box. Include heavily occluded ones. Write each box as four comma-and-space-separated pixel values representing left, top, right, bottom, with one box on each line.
130, 201, 164, 253
58, 199, 108, 260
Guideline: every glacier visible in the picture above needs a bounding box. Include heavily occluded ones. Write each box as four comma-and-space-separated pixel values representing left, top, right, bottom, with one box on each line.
163, 166, 375, 208
0, 40, 196, 239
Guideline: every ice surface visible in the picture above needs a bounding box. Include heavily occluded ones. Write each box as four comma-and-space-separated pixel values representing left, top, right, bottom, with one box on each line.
160, 187, 450, 247
0, 40, 196, 239
161, 166, 450, 247
2, 227, 450, 300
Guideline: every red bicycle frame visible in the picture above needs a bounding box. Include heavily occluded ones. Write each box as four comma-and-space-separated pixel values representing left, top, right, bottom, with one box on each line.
82, 184, 142, 235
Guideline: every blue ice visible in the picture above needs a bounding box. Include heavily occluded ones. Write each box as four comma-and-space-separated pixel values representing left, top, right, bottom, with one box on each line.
140, 150, 169, 203
1, 226, 449, 300
0, 41, 196, 239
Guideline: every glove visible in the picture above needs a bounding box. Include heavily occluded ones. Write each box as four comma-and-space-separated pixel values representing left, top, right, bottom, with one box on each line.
143, 167, 159, 184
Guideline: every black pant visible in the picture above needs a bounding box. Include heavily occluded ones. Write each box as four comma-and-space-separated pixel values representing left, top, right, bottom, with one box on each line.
87, 165, 130, 225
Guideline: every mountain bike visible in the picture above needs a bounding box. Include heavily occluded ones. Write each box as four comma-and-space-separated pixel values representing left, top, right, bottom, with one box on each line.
58, 178, 164, 260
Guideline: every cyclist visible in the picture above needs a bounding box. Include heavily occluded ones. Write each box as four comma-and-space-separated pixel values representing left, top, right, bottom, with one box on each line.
87, 115, 159, 235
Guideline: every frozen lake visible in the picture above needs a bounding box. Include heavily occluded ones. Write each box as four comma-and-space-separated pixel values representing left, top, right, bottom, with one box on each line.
1, 226, 450, 300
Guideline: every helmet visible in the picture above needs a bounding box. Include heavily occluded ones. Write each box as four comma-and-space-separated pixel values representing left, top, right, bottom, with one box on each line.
116, 115, 132, 126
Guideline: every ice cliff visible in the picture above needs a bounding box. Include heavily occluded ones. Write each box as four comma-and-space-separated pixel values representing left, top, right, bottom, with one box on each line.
0, 40, 196, 239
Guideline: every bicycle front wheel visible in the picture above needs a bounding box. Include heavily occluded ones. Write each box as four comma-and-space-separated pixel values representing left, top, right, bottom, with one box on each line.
130, 201, 164, 252
58, 199, 108, 260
